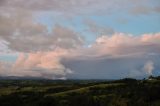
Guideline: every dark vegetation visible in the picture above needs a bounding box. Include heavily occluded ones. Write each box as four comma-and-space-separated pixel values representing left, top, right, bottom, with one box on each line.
0, 76, 160, 106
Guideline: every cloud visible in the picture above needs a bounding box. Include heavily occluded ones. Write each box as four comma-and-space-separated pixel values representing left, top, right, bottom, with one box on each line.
62, 33, 160, 79
51, 24, 84, 49
1, 33, 159, 79
0, 39, 10, 53
0, 0, 159, 53
84, 19, 115, 35
0, 9, 84, 52
0, 61, 12, 76
7, 24, 84, 52
143, 61, 154, 75
0, 48, 72, 79
130, 2, 160, 15
12, 49, 73, 79
0, 0, 159, 79
0, 0, 159, 16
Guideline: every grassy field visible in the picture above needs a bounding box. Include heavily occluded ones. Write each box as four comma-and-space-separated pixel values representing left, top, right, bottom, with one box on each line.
0, 77, 160, 106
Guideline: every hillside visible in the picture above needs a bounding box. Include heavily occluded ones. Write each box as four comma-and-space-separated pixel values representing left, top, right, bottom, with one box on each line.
0, 77, 160, 106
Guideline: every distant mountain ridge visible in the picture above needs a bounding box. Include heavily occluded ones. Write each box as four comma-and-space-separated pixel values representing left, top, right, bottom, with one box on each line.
0, 76, 47, 80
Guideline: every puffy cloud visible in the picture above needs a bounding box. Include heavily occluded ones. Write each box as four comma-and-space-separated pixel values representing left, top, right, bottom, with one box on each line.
12, 49, 73, 79
0, 0, 159, 53
0, 9, 84, 52
6, 24, 84, 52
51, 25, 84, 49
94, 33, 160, 56
0, 49, 72, 79
0, 33, 160, 79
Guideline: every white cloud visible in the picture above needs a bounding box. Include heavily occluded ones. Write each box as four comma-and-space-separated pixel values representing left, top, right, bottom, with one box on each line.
143, 61, 154, 75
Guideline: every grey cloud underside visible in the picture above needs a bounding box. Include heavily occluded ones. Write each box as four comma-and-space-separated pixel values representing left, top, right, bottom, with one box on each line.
63, 54, 160, 79
61, 42, 160, 79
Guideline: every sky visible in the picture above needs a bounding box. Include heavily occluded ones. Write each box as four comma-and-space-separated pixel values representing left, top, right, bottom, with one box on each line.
0, 0, 160, 79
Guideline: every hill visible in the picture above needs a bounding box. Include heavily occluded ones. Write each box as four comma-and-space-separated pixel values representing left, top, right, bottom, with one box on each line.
0, 77, 160, 106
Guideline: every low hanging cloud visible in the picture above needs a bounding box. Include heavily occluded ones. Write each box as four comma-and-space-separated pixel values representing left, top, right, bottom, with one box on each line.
0, 33, 160, 79
143, 61, 154, 75
0, 49, 73, 79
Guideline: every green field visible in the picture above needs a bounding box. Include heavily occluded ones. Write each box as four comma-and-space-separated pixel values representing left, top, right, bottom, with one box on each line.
0, 77, 160, 106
